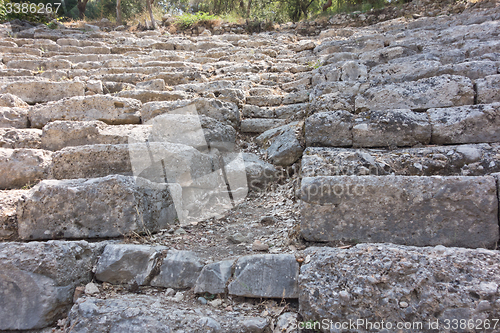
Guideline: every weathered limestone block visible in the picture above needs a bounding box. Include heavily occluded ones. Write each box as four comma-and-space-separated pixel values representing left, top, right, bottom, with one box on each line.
305, 110, 353, 147
0, 189, 26, 240
355, 75, 474, 112
0, 81, 85, 104
67, 293, 260, 332
115, 89, 191, 103
136, 78, 165, 91
301, 144, 500, 177
440, 60, 499, 80
368, 60, 442, 84
0, 240, 102, 330
0, 128, 42, 149
141, 98, 240, 129
476, 74, 500, 104
429, 103, 500, 144
0, 148, 52, 189
150, 250, 204, 288
17, 175, 177, 240
29, 95, 142, 128
194, 259, 234, 295
256, 121, 304, 166
228, 254, 299, 298
0, 93, 29, 108
300, 244, 500, 332
96, 244, 164, 286
283, 91, 309, 105
246, 95, 283, 107
240, 118, 286, 133
300, 175, 498, 248
352, 109, 431, 147
41, 121, 150, 151
50, 144, 133, 180
0, 107, 29, 128
6, 59, 72, 71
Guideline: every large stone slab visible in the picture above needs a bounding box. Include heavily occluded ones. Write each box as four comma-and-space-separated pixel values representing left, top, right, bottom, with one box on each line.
0, 240, 102, 330
150, 250, 204, 289
300, 175, 498, 248
355, 75, 474, 112
29, 95, 142, 128
228, 254, 299, 298
17, 175, 177, 240
0, 148, 52, 189
96, 244, 164, 286
0, 107, 29, 128
0, 81, 85, 104
41, 120, 151, 151
429, 103, 500, 144
301, 144, 500, 177
476, 74, 500, 104
240, 118, 286, 133
299, 244, 500, 333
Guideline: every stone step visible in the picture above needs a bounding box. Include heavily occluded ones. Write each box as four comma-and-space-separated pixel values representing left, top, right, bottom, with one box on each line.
305, 103, 500, 148
115, 89, 193, 104
0, 128, 42, 149
0, 80, 85, 104
17, 175, 177, 240
300, 244, 500, 333
301, 144, 500, 177
355, 74, 474, 112
300, 175, 499, 248
0, 148, 52, 190
28, 94, 142, 128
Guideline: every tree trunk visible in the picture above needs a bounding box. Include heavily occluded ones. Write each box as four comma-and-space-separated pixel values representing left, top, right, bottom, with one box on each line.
77, 0, 89, 19
145, 0, 156, 29
246, 0, 252, 17
322, 0, 332, 11
116, 0, 122, 24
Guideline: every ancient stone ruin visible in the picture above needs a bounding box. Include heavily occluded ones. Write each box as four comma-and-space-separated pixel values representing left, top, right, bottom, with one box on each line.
1, 0, 500, 331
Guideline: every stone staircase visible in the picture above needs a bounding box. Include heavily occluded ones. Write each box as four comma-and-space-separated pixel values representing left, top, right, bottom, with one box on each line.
2, 1, 500, 332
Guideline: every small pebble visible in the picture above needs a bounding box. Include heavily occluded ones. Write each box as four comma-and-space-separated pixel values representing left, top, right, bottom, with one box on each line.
198, 297, 208, 305
400, 301, 409, 308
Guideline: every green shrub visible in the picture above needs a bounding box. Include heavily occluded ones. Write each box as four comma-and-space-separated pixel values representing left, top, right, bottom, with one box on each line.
175, 11, 217, 29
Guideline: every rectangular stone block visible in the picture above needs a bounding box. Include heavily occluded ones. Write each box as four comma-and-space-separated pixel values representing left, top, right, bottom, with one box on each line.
228, 254, 299, 298
476, 74, 500, 104
0, 81, 85, 104
429, 103, 500, 144
17, 175, 177, 240
299, 244, 500, 332
0, 148, 52, 189
0, 107, 29, 128
355, 75, 474, 112
150, 250, 204, 289
301, 144, 500, 177
29, 95, 142, 128
0, 189, 26, 240
240, 118, 286, 133
300, 175, 498, 248
352, 109, 430, 147
0, 128, 42, 149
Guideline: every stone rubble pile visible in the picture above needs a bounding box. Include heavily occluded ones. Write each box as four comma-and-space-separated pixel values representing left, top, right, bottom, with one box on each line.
1, 1, 500, 331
